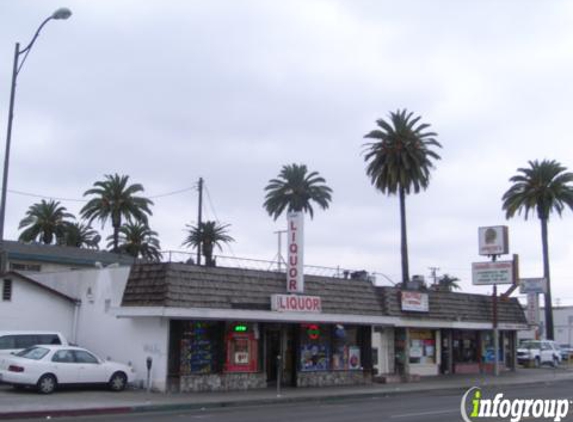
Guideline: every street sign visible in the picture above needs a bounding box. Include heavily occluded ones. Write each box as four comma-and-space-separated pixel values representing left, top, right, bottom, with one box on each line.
519, 278, 547, 294
478, 226, 509, 256
472, 260, 514, 285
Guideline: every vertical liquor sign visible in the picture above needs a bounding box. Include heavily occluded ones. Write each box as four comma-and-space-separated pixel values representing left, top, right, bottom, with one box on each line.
287, 211, 304, 293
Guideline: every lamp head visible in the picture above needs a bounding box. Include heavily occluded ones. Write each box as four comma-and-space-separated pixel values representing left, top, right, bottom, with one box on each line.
52, 7, 72, 20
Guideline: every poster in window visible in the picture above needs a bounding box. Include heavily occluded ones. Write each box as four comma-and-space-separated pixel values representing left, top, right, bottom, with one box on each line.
348, 346, 361, 370
300, 344, 329, 371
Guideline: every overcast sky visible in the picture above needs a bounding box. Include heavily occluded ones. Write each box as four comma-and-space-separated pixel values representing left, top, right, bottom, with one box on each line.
1, 1, 572, 303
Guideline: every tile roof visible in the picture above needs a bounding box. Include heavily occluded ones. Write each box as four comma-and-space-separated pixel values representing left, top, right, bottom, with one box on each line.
122, 263, 527, 325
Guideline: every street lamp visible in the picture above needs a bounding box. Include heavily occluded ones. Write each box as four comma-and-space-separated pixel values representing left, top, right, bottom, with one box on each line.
0, 8, 72, 272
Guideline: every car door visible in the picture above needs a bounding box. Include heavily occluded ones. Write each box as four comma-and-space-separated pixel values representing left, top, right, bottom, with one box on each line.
50, 349, 79, 384
541, 341, 553, 363
73, 350, 107, 384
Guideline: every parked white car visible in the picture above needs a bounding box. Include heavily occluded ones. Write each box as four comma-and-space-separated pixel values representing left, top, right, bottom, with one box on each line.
517, 340, 561, 367
0, 345, 135, 394
0, 331, 68, 356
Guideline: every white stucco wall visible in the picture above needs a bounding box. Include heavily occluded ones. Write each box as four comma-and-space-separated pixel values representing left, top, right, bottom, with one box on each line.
0, 277, 75, 340
32, 267, 170, 391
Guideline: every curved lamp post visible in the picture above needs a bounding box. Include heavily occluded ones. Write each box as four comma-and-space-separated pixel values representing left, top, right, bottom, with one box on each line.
0, 8, 72, 272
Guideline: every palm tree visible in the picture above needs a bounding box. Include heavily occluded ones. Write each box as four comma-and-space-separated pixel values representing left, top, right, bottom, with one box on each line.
436, 274, 461, 292
502, 159, 573, 340
107, 222, 162, 261
363, 109, 441, 284
182, 221, 234, 267
80, 174, 153, 252
18, 199, 74, 245
263, 163, 333, 220
58, 223, 101, 249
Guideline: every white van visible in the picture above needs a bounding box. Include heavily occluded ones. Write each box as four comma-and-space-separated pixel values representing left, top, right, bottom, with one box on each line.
0, 331, 68, 356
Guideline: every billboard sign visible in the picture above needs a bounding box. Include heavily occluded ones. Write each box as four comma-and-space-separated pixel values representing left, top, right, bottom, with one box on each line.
520, 278, 547, 294
526, 293, 540, 325
472, 260, 514, 285
287, 211, 304, 293
478, 226, 509, 256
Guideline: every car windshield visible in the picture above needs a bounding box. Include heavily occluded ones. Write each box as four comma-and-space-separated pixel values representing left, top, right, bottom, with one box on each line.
15, 346, 50, 360
520, 341, 540, 349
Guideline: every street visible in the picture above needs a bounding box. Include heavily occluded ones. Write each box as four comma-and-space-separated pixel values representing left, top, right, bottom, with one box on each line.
18, 380, 573, 422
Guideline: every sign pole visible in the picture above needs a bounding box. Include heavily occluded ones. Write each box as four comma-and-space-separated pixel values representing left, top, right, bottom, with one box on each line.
491, 254, 499, 377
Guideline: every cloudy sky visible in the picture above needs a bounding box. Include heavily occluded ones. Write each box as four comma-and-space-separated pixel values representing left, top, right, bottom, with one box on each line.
1, 1, 572, 302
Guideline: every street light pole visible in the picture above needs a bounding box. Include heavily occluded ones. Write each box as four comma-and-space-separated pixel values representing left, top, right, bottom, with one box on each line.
0, 8, 72, 272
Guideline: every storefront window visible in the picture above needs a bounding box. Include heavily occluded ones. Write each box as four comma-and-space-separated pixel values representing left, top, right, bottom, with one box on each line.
409, 329, 436, 365
332, 325, 361, 370
300, 324, 330, 371
453, 331, 478, 363
224, 323, 258, 372
180, 321, 223, 375
481, 331, 503, 364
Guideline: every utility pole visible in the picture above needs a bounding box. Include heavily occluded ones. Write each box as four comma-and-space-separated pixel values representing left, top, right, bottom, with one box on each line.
429, 267, 440, 286
196, 177, 203, 266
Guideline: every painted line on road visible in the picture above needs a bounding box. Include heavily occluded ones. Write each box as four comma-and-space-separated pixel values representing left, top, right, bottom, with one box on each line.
390, 409, 459, 418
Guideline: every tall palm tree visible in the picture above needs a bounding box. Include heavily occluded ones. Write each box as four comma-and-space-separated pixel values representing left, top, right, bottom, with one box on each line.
363, 109, 441, 284
182, 221, 234, 267
58, 223, 101, 249
502, 159, 573, 340
263, 163, 333, 220
80, 174, 153, 252
107, 222, 162, 261
18, 199, 74, 245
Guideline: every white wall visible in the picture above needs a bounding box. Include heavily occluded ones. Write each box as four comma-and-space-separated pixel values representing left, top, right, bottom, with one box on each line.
0, 277, 75, 340
33, 267, 170, 391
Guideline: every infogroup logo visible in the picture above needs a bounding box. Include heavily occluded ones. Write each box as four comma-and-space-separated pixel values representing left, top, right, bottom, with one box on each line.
460, 387, 570, 422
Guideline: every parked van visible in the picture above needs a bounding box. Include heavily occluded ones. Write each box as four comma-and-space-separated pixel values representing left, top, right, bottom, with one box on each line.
0, 331, 68, 356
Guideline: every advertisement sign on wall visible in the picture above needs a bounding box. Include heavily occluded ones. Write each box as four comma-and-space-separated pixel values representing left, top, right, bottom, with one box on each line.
287, 211, 304, 293
401, 291, 429, 312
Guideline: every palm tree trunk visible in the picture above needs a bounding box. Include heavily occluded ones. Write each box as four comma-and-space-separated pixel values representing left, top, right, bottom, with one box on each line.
399, 187, 410, 284
541, 217, 554, 340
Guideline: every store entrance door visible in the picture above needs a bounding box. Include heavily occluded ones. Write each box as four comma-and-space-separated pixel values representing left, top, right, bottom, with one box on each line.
265, 325, 297, 387
266, 328, 281, 385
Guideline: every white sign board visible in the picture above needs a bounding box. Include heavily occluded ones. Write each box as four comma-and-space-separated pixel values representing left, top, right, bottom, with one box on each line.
287, 211, 304, 293
520, 278, 547, 294
526, 293, 540, 325
472, 260, 514, 285
401, 291, 429, 312
271, 294, 322, 313
478, 226, 509, 256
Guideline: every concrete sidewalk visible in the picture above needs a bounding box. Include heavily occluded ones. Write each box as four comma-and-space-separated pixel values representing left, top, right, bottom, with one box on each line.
1, 367, 573, 420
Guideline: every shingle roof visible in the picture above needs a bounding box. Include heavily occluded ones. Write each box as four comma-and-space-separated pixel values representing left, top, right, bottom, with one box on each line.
377, 286, 527, 324
122, 263, 384, 315
122, 263, 527, 325
4, 240, 138, 267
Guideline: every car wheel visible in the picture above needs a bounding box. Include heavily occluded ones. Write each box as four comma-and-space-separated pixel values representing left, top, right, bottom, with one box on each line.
37, 374, 57, 394
109, 371, 127, 392
534, 357, 541, 368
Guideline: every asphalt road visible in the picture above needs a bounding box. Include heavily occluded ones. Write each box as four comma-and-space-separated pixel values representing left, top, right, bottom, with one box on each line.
22, 380, 573, 422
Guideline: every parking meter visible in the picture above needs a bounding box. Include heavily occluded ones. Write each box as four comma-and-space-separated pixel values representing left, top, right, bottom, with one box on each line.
146, 357, 152, 393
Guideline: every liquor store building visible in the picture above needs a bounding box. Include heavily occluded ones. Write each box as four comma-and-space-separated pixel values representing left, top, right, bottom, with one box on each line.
119, 263, 391, 392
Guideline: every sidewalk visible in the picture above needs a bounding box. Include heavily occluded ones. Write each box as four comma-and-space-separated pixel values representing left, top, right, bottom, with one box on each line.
1, 367, 573, 420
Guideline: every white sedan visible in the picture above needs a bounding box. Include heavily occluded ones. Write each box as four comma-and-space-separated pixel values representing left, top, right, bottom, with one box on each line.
0, 345, 136, 394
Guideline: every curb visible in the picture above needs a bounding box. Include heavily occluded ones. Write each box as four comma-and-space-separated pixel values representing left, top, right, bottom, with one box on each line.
1, 377, 572, 420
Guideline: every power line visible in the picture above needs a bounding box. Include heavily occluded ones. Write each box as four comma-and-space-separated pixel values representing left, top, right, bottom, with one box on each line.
7, 185, 198, 203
